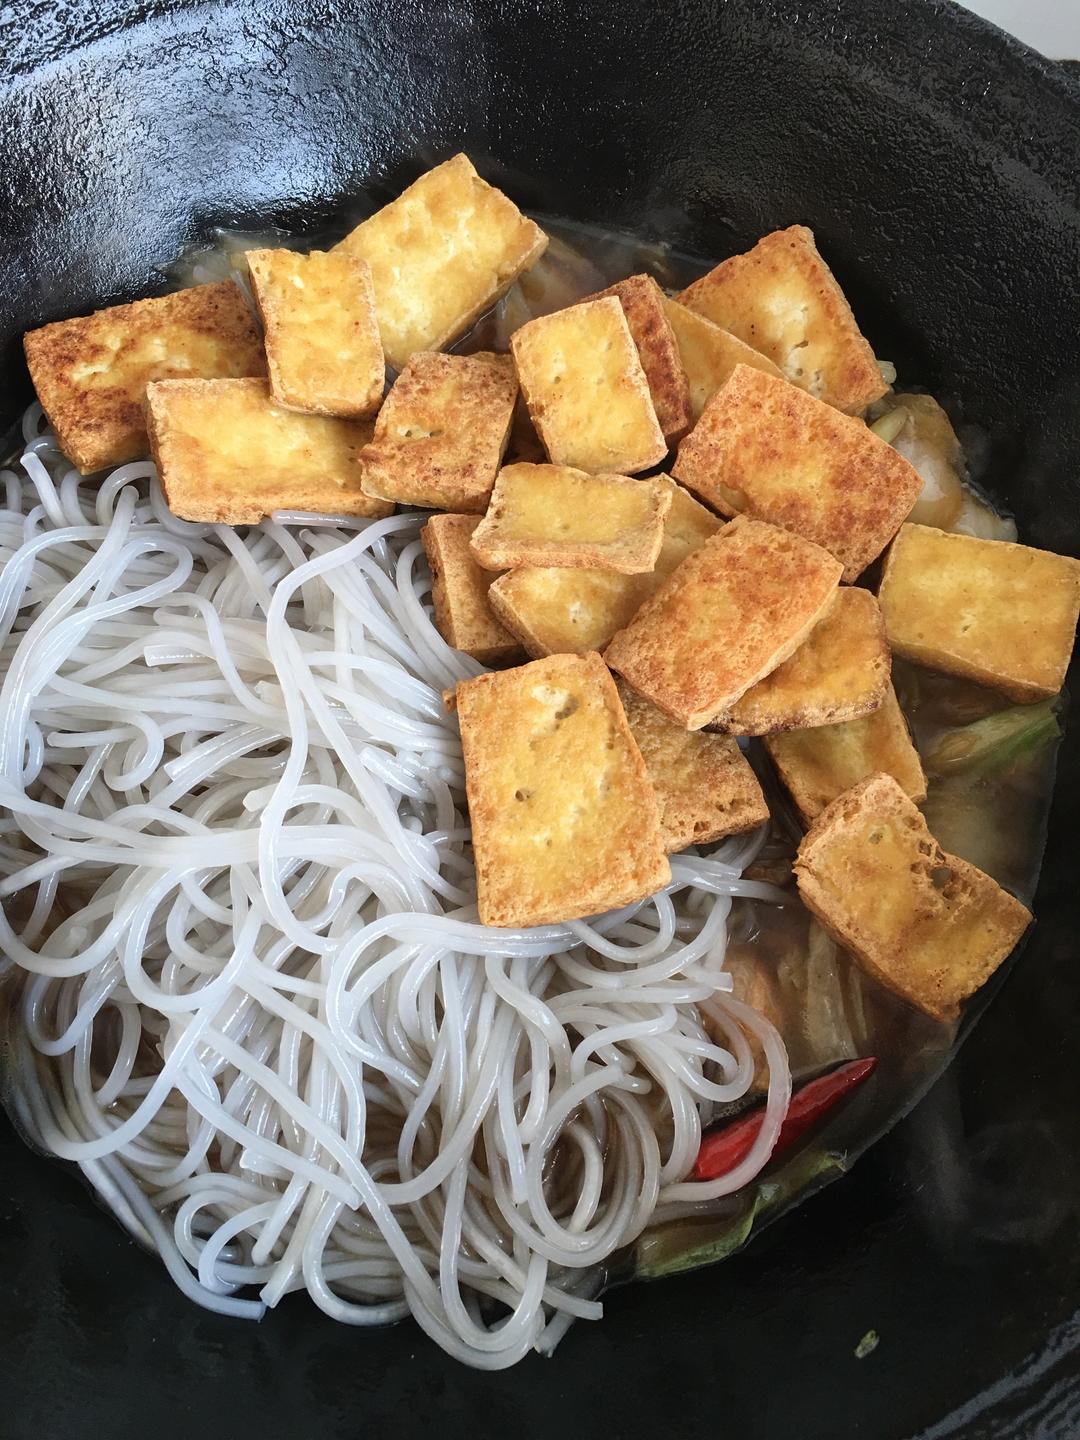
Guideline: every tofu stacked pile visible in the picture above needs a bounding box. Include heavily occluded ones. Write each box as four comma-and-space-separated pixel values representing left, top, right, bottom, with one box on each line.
23, 155, 1080, 1030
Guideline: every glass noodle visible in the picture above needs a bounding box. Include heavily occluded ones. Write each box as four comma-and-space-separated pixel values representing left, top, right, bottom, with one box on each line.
0, 405, 789, 1369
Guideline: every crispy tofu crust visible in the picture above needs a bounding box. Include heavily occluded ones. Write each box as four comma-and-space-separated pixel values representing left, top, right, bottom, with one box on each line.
878, 523, 1080, 703
486, 477, 721, 657
24, 281, 266, 474
672, 364, 922, 581
765, 683, 926, 824
663, 299, 783, 422
605, 515, 842, 728
510, 297, 668, 474
456, 652, 670, 926
618, 683, 768, 852
469, 463, 672, 574
589, 275, 692, 442
146, 378, 391, 525
421, 514, 524, 665
794, 773, 1031, 1021
359, 352, 517, 512
676, 225, 887, 414
711, 587, 890, 735
336, 153, 548, 371
247, 247, 385, 418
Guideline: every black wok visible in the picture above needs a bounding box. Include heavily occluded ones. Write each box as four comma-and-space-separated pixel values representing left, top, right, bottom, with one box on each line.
1, 2, 1078, 1435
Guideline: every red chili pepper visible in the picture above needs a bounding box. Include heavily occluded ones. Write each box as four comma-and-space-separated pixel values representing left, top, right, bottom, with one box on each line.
691, 1056, 878, 1181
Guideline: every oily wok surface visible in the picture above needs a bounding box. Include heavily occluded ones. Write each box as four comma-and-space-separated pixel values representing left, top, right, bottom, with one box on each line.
0, 1, 1079, 1436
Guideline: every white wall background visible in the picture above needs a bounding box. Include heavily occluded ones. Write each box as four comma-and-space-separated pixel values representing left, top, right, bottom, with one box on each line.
959, 0, 1080, 57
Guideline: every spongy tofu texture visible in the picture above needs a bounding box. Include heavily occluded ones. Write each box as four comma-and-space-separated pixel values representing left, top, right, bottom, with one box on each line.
712, 587, 890, 735
469, 463, 671, 574
794, 772, 1031, 1021
673, 365, 921, 581
676, 225, 887, 414
336, 153, 548, 371
765, 683, 926, 823
663, 299, 783, 421
619, 683, 769, 851
360, 352, 517, 511
605, 515, 842, 728
146, 378, 391, 525
510, 297, 667, 475
591, 275, 692, 441
485, 478, 720, 657
247, 247, 385, 417
878, 523, 1080, 703
456, 652, 670, 927
421, 513, 522, 665
23, 281, 266, 473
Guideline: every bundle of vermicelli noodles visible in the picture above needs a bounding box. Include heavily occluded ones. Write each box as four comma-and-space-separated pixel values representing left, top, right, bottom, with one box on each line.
0, 404, 790, 1368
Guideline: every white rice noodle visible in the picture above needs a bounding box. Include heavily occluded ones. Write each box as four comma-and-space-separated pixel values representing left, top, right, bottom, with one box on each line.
0, 404, 790, 1368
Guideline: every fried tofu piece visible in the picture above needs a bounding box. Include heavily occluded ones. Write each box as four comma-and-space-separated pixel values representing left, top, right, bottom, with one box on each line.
469, 463, 671, 574
618, 683, 768, 851
336, 154, 548, 371
456, 652, 670, 926
676, 225, 887, 414
673, 365, 921, 581
793, 773, 1031, 1021
486, 478, 721, 657
510, 297, 667, 474
711, 587, 890, 735
146, 378, 391, 524
878, 523, 1080, 703
489, 568, 653, 660
605, 515, 842, 728
765, 683, 926, 824
656, 475, 727, 571
246, 247, 384, 418
663, 299, 783, 422
589, 275, 692, 442
421, 514, 523, 665
359, 352, 517, 512
23, 281, 265, 474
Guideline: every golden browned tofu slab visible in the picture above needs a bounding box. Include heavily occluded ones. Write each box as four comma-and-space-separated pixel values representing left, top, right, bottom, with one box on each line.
146, 378, 391, 525
711, 587, 889, 735
456, 652, 670, 926
673, 365, 921, 581
677, 225, 887, 414
618, 683, 768, 851
765, 683, 926, 823
589, 275, 692, 441
663, 299, 783, 422
469, 463, 671, 574
336, 154, 547, 371
878, 523, 1080, 703
24, 281, 266, 474
794, 772, 1031, 1021
489, 568, 653, 660
359, 352, 517, 512
247, 247, 384, 418
656, 475, 726, 570
510, 297, 667, 474
486, 478, 721, 657
605, 515, 842, 728
421, 514, 523, 665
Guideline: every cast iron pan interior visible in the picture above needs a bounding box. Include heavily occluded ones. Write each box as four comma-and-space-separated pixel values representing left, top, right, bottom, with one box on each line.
0, 2, 1078, 1435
